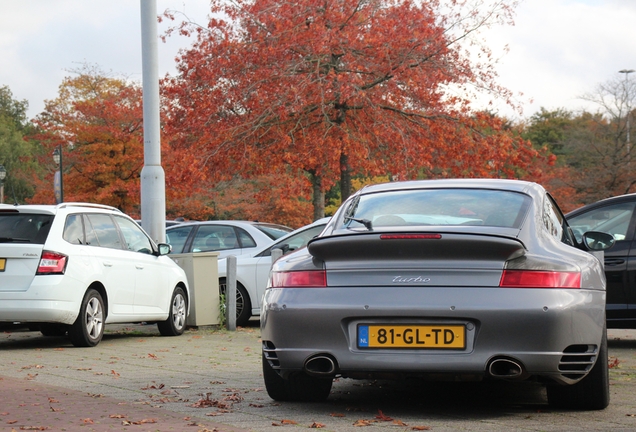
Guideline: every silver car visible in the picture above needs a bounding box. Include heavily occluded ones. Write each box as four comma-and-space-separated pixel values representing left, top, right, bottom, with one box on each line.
261, 179, 614, 410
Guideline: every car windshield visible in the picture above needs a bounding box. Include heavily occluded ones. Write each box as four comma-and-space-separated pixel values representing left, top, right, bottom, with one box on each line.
0, 213, 54, 244
255, 223, 293, 240
341, 188, 530, 230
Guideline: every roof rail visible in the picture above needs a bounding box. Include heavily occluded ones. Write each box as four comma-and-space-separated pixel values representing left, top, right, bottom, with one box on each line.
55, 202, 122, 212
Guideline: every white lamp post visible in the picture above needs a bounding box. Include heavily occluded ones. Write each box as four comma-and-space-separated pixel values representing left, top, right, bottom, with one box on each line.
52, 146, 64, 203
0, 165, 6, 204
619, 69, 634, 162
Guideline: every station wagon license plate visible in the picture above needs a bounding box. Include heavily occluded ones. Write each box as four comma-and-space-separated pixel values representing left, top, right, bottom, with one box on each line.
0, 258, 5, 271
358, 324, 465, 349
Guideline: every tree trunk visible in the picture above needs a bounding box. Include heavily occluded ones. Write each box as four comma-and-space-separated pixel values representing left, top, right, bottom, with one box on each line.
340, 152, 352, 203
310, 172, 325, 220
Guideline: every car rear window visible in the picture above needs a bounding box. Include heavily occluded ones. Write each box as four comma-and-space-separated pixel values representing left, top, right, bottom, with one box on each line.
0, 213, 54, 244
342, 189, 531, 229
255, 223, 293, 240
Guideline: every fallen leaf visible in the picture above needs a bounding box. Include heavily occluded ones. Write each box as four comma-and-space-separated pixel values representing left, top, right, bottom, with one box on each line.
393, 419, 408, 426
148, 353, 158, 359
111, 370, 120, 378
375, 410, 392, 421
353, 419, 372, 426
281, 419, 297, 425
330, 413, 345, 417
136, 418, 157, 424
109, 414, 127, 419
82, 418, 94, 424
411, 426, 431, 431
310, 422, 326, 428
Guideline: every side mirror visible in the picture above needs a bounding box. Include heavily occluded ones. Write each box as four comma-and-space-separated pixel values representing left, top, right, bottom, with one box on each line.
582, 231, 615, 251
157, 243, 172, 255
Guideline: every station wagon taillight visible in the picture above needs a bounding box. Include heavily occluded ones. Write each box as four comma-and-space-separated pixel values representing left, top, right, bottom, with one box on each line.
36, 251, 68, 275
271, 270, 327, 288
499, 270, 581, 288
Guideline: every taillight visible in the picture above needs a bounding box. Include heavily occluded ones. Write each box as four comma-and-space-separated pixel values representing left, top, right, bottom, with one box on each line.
271, 270, 327, 288
499, 270, 580, 288
36, 251, 68, 275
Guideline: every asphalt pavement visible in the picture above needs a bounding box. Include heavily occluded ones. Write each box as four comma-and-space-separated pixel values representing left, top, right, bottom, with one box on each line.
1, 322, 636, 431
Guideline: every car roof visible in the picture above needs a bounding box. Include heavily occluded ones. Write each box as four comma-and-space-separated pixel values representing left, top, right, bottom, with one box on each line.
566, 193, 636, 217
356, 178, 540, 196
166, 220, 290, 229
0, 202, 122, 215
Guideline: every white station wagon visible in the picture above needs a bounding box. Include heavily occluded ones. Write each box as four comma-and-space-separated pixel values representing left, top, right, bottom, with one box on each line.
0, 203, 190, 347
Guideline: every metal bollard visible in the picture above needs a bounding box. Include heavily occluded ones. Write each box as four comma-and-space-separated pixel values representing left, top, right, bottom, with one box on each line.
271, 248, 283, 268
226, 255, 237, 331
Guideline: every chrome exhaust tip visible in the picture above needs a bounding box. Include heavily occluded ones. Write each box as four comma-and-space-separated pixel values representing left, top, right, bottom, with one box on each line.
304, 355, 337, 376
488, 358, 525, 379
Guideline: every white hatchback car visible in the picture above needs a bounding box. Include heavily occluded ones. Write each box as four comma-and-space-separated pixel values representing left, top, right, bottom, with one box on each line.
0, 203, 190, 347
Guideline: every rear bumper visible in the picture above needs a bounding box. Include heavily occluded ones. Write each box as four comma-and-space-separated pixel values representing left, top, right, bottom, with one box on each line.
0, 299, 79, 324
260, 286, 606, 384
0, 275, 82, 325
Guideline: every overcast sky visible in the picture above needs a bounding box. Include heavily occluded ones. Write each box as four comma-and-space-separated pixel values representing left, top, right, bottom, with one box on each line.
1, 0, 635, 121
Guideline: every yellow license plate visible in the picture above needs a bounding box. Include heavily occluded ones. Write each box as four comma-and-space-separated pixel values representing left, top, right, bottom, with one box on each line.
0, 258, 5, 272
358, 324, 465, 349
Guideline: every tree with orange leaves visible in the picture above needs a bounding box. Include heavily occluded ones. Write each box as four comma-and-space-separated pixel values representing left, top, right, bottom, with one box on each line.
162, 0, 547, 219
28, 65, 210, 219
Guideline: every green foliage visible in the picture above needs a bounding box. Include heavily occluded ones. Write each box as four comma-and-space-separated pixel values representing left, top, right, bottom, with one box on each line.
522, 108, 575, 158
0, 86, 41, 203
219, 293, 227, 329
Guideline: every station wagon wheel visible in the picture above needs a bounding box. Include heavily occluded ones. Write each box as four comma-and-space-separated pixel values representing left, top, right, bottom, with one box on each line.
158, 287, 187, 336
546, 324, 609, 410
262, 354, 332, 402
69, 288, 104, 347
219, 278, 252, 327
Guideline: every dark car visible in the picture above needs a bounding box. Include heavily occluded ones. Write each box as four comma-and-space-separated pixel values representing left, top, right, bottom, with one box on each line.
566, 193, 636, 329
261, 179, 614, 410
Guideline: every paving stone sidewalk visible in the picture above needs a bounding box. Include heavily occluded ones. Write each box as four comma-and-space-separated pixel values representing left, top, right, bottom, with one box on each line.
2, 323, 636, 431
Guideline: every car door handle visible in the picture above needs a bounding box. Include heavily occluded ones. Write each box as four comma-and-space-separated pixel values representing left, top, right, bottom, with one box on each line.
604, 258, 625, 266
135, 265, 144, 270
103, 261, 113, 267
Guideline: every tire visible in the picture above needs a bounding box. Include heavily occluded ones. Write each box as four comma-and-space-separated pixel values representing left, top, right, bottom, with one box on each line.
157, 287, 187, 336
219, 279, 252, 327
68, 289, 104, 347
547, 326, 610, 410
39, 323, 68, 337
262, 354, 333, 402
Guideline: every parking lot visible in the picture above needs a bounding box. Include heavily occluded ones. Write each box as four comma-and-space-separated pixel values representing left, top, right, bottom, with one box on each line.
1, 322, 636, 431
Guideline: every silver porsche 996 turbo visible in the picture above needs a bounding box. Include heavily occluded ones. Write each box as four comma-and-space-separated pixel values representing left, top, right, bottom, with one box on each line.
260, 179, 614, 410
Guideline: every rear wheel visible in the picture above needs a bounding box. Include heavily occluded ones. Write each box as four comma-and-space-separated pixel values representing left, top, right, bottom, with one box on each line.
262, 354, 332, 402
219, 279, 252, 327
547, 326, 609, 410
157, 287, 187, 336
69, 289, 104, 347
